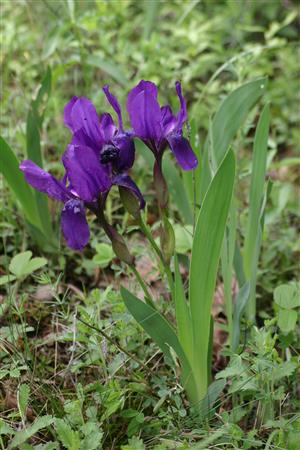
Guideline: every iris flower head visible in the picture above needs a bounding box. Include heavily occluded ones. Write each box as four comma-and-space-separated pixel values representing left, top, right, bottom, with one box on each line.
126, 80, 198, 171
20, 88, 144, 251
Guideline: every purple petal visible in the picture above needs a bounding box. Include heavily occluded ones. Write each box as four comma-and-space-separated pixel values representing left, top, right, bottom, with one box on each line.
113, 174, 145, 209
103, 85, 123, 131
61, 199, 90, 250
167, 134, 198, 171
161, 105, 177, 135
20, 160, 69, 202
127, 82, 162, 143
175, 81, 188, 128
64, 96, 78, 130
100, 113, 117, 142
64, 97, 103, 149
62, 145, 111, 202
113, 133, 135, 172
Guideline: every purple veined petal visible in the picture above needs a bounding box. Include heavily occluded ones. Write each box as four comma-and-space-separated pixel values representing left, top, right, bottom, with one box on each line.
62, 145, 111, 202
127, 87, 162, 144
103, 85, 123, 132
113, 174, 145, 209
175, 81, 187, 128
167, 133, 198, 171
71, 128, 99, 153
113, 133, 135, 172
100, 113, 117, 142
65, 97, 103, 149
61, 199, 90, 250
161, 105, 177, 135
20, 160, 69, 202
64, 96, 78, 130
127, 80, 158, 105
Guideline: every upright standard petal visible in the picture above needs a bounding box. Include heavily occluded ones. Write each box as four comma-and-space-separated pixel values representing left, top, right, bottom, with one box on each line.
127, 80, 158, 105
113, 174, 145, 209
103, 85, 123, 131
62, 145, 111, 202
167, 134, 198, 171
20, 160, 69, 202
127, 87, 162, 144
161, 105, 177, 135
175, 81, 187, 128
64, 97, 103, 149
100, 113, 117, 142
64, 97, 78, 130
61, 199, 90, 250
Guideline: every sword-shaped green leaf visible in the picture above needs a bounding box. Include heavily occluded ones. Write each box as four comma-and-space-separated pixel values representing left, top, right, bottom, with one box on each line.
189, 149, 235, 399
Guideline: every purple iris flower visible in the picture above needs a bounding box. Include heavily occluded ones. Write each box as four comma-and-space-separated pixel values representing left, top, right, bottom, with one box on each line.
126, 80, 198, 171
20, 89, 144, 251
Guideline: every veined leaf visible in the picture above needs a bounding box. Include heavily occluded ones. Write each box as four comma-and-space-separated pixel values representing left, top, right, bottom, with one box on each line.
199, 78, 267, 201
0, 136, 41, 230
243, 104, 270, 278
121, 287, 199, 403
8, 415, 55, 448
244, 105, 270, 321
189, 150, 235, 399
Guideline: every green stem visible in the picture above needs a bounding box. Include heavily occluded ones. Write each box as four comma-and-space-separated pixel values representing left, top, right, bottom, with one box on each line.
138, 214, 175, 298
130, 265, 156, 309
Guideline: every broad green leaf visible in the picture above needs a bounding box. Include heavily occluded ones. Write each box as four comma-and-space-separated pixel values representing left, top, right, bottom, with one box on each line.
93, 243, 115, 268
23, 257, 47, 277
0, 137, 41, 229
87, 55, 128, 87
199, 78, 267, 201
189, 150, 235, 399
0, 274, 17, 286
9, 251, 32, 277
278, 309, 298, 334
9, 252, 47, 278
26, 68, 53, 239
174, 255, 193, 364
17, 384, 30, 421
243, 104, 270, 278
272, 360, 297, 381
8, 415, 55, 448
274, 284, 300, 309
121, 287, 199, 403
55, 419, 81, 450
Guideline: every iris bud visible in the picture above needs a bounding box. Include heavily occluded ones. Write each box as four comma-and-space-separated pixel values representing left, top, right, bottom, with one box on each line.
119, 187, 140, 219
110, 228, 134, 266
160, 215, 175, 265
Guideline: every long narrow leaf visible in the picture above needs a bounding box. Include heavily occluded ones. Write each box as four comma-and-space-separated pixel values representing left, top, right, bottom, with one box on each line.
189, 149, 235, 399
199, 78, 267, 201
243, 104, 270, 320
121, 287, 199, 403
243, 104, 270, 278
0, 136, 41, 230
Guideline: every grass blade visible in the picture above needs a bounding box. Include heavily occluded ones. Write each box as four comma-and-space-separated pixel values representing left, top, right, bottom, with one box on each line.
189, 149, 235, 399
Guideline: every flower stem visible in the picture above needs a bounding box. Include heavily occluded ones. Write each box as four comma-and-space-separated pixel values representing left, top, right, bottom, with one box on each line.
130, 265, 156, 309
138, 214, 174, 298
